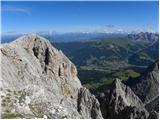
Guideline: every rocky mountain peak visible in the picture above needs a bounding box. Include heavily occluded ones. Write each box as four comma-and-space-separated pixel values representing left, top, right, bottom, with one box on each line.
1, 34, 102, 119
109, 78, 144, 109
97, 78, 149, 119
125, 60, 159, 103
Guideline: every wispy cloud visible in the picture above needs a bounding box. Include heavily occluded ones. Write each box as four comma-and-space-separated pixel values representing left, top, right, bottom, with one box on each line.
2, 5, 30, 15
105, 24, 115, 28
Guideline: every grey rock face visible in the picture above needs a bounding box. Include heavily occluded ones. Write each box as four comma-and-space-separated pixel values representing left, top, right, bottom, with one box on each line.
148, 111, 159, 119
108, 79, 148, 118
118, 106, 149, 119
77, 87, 103, 119
97, 92, 108, 118
145, 96, 159, 119
0, 34, 102, 119
125, 60, 159, 103
110, 79, 144, 107
145, 96, 159, 112
98, 78, 149, 119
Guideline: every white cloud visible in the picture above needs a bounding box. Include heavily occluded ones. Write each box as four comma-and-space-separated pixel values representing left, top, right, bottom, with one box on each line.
2, 5, 30, 15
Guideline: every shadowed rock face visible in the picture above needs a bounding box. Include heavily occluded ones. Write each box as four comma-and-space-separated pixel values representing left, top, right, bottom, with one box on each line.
107, 79, 148, 119
1, 34, 102, 119
124, 60, 159, 119
97, 78, 149, 119
125, 60, 159, 103
77, 87, 102, 119
145, 96, 159, 119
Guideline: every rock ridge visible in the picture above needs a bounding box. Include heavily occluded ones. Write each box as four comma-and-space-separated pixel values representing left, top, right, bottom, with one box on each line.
1, 34, 103, 119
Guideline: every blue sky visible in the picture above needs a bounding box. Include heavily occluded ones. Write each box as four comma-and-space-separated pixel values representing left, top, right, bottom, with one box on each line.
2, 1, 159, 34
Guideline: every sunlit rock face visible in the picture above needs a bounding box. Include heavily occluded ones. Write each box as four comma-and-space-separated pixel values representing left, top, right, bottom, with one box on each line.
1, 34, 103, 119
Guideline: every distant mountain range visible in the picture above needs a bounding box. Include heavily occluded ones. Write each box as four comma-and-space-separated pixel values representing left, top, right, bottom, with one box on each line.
1, 32, 126, 43
128, 32, 159, 42
2, 32, 158, 43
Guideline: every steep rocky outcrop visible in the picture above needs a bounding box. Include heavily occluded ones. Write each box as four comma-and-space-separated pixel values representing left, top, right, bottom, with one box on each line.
145, 97, 159, 113
97, 78, 149, 119
145, 96, 159, 119
77, 88, 102, 119
0, 34, 102, 119
125, 60, 159, 103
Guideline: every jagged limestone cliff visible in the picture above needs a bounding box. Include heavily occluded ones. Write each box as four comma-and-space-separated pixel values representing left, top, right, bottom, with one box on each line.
125, 60, 159, 103
98, 78, 149, 119
0, 34, 102, 119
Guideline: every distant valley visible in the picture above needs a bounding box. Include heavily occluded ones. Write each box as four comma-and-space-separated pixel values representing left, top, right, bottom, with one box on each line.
53, 32, 159, 91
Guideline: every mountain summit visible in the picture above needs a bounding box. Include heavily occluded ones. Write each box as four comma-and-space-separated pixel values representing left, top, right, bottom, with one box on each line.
1, 34, 102, 119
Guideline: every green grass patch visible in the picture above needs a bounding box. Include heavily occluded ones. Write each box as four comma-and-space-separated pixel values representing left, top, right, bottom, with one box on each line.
28, 103, 44, 118
111, 69, 140, 80
2, 113, 23, 119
